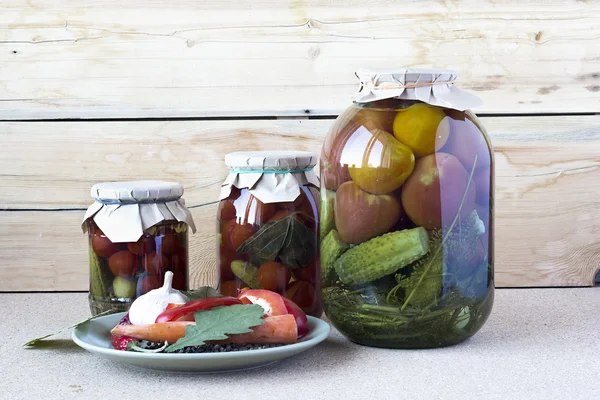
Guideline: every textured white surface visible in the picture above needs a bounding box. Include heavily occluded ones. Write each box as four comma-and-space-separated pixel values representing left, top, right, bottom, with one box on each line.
2, 289, 600, 399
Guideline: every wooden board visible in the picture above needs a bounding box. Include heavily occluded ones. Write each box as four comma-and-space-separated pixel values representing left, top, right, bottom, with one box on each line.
1, 116, 599, 290
2, 0, 600, 119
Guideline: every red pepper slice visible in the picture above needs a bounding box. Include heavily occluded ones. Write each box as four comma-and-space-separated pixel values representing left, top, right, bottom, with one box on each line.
155, 296, 242, 323
238, 289, 288, 317
282, 297, 309, 338
110, 313, 137, 351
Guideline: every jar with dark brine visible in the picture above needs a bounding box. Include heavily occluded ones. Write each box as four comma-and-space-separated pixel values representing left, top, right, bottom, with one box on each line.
82, 181, 196, 315
217, 151, 322, 317
320, 68, 494, 348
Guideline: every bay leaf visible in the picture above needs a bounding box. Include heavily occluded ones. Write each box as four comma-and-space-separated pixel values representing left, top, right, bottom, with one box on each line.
236, 214, 316, 269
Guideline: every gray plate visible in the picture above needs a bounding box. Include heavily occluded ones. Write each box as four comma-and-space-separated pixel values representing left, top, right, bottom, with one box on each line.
72, 312, 331, 373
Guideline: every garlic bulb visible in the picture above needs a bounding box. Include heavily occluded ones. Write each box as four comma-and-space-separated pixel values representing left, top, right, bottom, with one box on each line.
128, 271, 188, 325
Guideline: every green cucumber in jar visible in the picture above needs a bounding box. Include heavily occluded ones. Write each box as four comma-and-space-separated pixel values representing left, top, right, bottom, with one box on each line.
334, 227, 430, 286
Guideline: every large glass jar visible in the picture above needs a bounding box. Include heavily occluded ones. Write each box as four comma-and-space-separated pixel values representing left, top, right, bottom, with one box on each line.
320, 68, 494, 348
217, 151, 322, 317
82, 181, 196, 315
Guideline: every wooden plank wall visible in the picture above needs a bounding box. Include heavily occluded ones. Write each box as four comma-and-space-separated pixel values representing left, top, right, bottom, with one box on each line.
1, 1, 599, 290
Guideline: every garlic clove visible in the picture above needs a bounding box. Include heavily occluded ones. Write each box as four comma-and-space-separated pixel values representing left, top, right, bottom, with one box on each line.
128, 271, 188, 325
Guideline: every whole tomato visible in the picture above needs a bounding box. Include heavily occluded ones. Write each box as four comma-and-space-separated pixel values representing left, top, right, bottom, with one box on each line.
143, 252, 169, 276
258, 262, 291, 292
108, 251, 138, 277
127, 236, 155, 256
158, 233, 179, 255
285, 281, 317, 316
92, 235, 121, 258
221, 220, 257, 251
347, 128, 415, 195
218, 199, 237, 221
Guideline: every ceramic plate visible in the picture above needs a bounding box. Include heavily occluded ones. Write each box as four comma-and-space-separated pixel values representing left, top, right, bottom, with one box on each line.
72, 312, 331, 373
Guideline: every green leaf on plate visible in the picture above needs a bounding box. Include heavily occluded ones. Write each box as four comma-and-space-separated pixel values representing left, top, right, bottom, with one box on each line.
164, 304, 265, 353
23, 309, 115, 347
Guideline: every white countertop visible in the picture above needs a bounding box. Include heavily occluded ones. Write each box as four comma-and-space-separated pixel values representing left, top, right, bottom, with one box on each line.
2, 289, 599, 400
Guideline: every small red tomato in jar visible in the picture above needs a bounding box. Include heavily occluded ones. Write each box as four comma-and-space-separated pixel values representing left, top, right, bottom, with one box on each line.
127, 236, 155, 256
221, 220, 257, 251
143, 252, 169, 275
171, 272, 187, 290
292, 258, 319, 284
108, 251, 138, 277
220, 280, 240, 297
285, 280, 317, 315
158, 233, 179, 255
92, 235, 121, 258
268, 209, 294, 222
258, 262, 291, 292
170, 247, 187, 273
138, 274, 162, 295
218, 199, 237, 222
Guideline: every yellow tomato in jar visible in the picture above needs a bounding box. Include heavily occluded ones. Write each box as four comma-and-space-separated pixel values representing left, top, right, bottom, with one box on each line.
392, 103, 449, 157
347, 128, 415, 195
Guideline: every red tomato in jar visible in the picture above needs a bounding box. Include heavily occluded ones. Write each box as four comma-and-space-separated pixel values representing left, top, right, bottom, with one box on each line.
258, 262, 291, 293
220, 280, 240, 297
127, 236, 155, 256
268, 209, 294, 222
218, 199, 237, 221
92, 235, 121, 258
171, 272, 187, 290
158, 233, 179, 255
292, 258, 319, 284
108, 251, 138, 277
143, 252, 169, 275
170, 247, 187, 273
138, 274, 162, 295
229, 187, 242, 200
285, 281, 317, 315
232, 190, 276, 226
221, 220, 257, 251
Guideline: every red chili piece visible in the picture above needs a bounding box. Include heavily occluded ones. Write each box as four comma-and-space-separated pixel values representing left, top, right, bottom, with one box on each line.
155, 297, 242, 323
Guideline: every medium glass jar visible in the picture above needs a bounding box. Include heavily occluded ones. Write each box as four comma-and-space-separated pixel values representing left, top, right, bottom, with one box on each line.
217, 151, 322, 317
320, 68, 494, 348
82, 181, 196, 315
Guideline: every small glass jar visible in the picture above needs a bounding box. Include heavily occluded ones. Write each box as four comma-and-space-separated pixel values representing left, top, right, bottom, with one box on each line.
216, 151, 322, 317
82, 181, 196, 315
320, 68, 494, 348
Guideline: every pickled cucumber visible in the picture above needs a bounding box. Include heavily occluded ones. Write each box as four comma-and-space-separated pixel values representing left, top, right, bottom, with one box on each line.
230, 260, 260, 289
320, 229, 349, 286
320, 187, 336, 238
334, 227, 429, 285
89, 250, 110, 298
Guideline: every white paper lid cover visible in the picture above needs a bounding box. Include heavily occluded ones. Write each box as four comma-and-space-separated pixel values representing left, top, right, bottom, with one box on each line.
352, 67, 483, 111
91, 180, 183, 203
225, 150, 317, 171
83, 180, 196, 243
220, 151, 319, 204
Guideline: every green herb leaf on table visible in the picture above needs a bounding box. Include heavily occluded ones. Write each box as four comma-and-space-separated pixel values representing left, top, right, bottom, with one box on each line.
24, 309, 115, 347
182, 286, 222, 301
236, 214, 316, 269
165, 304, 266, 353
